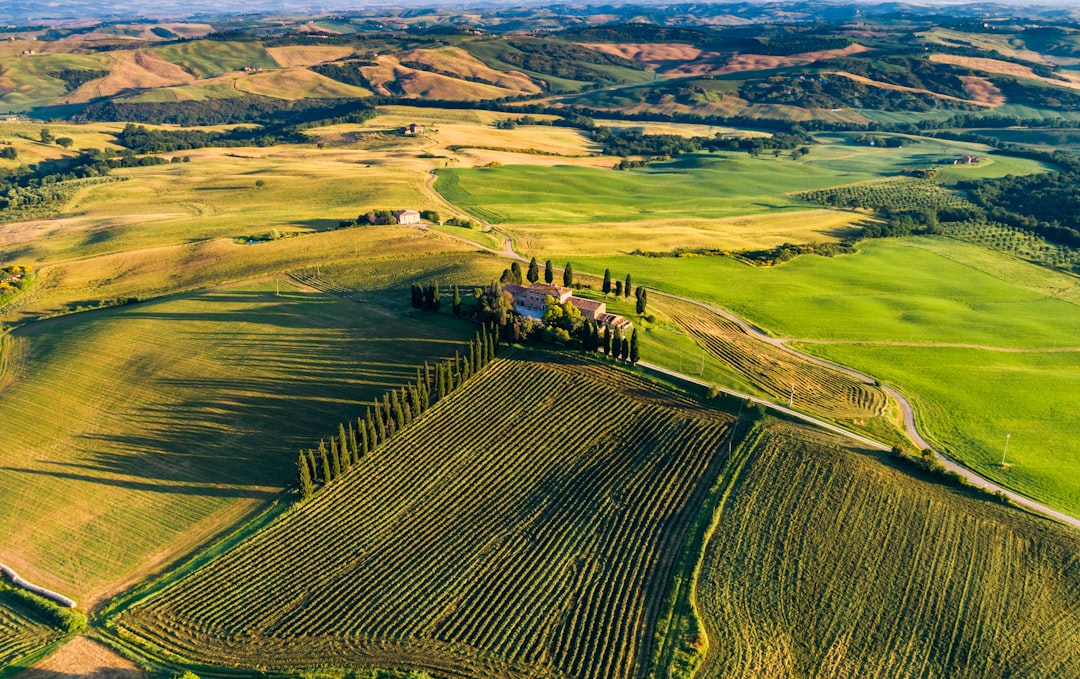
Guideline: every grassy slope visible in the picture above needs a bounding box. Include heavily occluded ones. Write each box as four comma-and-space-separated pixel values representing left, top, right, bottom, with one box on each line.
697, 419, 1080, 678
114, 354, 734, 679
0, 52, 112, 112
0, 278, 482, 604
436, 153, 871, 226
572, 238, 1080, 516
150, 40, 279, 79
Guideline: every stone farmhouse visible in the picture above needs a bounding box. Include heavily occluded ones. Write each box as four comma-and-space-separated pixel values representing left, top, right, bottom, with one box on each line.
393, 209, 422, 225
503, 282, 631, 331
402, 123, 425, 135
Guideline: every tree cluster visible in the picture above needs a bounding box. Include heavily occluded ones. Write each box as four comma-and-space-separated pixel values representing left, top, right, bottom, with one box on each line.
297, 325, 500, 500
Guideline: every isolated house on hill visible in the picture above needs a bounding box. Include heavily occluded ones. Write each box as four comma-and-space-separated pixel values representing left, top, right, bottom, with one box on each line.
504, 281, 630, 328
402, 123, 425, 135
393, 209, 422, 225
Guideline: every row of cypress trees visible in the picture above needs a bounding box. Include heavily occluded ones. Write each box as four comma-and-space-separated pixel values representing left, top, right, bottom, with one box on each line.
296, 324, 500, 500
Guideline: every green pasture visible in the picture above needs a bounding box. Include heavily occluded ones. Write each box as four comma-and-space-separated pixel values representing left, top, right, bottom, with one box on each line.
151, 40, 278, 79
571, 237, 1080, 516
573, 238, 1080, 348
436, 153, 873, 225
0, 52, 112, 112
0, 278, 480, 603
805, 133, 1054, 180
800, 343, 1080, 517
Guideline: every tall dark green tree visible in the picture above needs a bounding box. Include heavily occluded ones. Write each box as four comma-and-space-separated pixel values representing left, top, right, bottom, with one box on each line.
614, 280, 623, 297
338, 423, 349, 463
636, 287, 647, 314
629, 328, 640, 364
320, 444, 332, 484
624, 274, 632, 298
348, 423, 358, 463
411, 283, 423, 308
544, 260, 553, 284
621, 335, 630, 360
527, 257, 540, 283
298, 451, 314, 500
329, 437, 342, 479
306, 449, 319, 484
359, 418, 369, 455
510, 261, 523, 284
452, 284, 461, 315
366, 417, 377, 452
602, 269, 611, 294
603, 325, 611, 355
563, 263, 573, 287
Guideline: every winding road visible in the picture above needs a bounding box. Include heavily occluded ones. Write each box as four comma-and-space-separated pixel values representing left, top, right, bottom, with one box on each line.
417, 191, 1080, 530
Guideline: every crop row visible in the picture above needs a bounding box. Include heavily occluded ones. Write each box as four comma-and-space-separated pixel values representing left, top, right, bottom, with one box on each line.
663, 299, 888, 420
0, 594, 62, 668
945, 220, 1080, 272
794, 177, 975, 214
695, 422, 1080, 678
117, 353, 735, 679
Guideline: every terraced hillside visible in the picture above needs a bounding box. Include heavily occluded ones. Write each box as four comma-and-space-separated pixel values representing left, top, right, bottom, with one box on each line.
115, 353, 735, 679
697, 421, 1080, 678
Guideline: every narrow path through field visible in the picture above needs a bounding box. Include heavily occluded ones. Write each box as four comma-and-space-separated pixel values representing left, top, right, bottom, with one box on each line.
420, 219, 1080, 529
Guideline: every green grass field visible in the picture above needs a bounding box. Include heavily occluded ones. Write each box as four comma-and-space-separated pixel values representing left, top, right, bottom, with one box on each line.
0, 278, 482, 604
571, 237, 1080, 515
113, 353, 735, 679
436, 153, 872, 226
696, 420, 1080, 677
800, 344, 1080, 516
0, 52, 112, 112
150, 40, 279, 79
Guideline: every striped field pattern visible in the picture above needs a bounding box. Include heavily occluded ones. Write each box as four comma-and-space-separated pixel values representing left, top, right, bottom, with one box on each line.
117, 353, 735, 678
0, 591, 62, 668
697, 421, 1080, 678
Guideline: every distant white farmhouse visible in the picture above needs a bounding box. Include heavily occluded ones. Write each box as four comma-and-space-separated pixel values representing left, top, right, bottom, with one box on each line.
394, 209, 422, 225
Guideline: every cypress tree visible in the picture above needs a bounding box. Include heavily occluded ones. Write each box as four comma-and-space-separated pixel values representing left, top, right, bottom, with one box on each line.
366, 417, 377, 451
359, 419, 369, 455
455, 352, 462, 380
614, 280, 623, 297
563, 262, 573, 287
338, 423, 349, 462
374, 401, 387, 441
393, 397, 406, 430
306, 449, 318, 484
412, 283, 425, 308
510, 261, 523, 284
603, 325, 611, 355
298, 451, 314, 500
436, 364, 446, 399
320, 445, 332, 484
544, 260, 553, 284
409, 384, 422, 418
527, 257, 539, 283
452, 284, 461, 315
629, 328, 640, 364
621, 335, 630, 360
624, 274, 632, 297
329, 437, 342, 479
602, 269, 611, 294
432, 282, 441, 310
346, 423, 357, 463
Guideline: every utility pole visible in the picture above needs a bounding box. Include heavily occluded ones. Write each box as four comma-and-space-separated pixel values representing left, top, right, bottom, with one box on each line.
1000, 433, 1011, 466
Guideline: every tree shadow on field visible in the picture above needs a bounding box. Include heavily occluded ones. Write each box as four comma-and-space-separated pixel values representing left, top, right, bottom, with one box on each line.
6, 298, 472, 497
